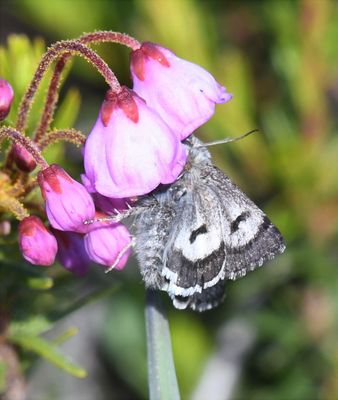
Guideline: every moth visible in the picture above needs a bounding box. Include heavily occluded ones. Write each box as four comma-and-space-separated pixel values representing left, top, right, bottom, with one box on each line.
115, 135, 285, 311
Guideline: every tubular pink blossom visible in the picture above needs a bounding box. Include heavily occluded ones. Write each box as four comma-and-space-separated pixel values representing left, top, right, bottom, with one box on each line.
38, 164, 95, 233
53, 230, 91, 276
11, 144, 37, 172
0, 78, 14, 121
81, 173, 132, 214
84, 87, 187, 198
131, 42, 232, 140
18, 216, 57, 266
84, 217, 132, 270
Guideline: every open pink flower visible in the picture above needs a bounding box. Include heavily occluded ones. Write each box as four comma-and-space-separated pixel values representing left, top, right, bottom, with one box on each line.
18, 216, 57, 266
131, 42, 232, 140
84, 87, 187, 198
84, 215, 132, 270
38, 164, 95, 233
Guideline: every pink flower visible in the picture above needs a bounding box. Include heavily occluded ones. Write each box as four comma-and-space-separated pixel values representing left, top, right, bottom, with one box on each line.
53, 230, 91, 276
18, 216, 57, 266
11, 144, 36, 172
84, 216, 132, 270
131, 42, 232, 140
84, 87, 187, 198
38, 164, 95, 233
0, 78, 14, 121
81, 173, 132, 214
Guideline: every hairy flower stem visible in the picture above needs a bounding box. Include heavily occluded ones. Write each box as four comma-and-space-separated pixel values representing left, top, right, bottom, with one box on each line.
38, 128, 86, 150
0, 127, 49, 170
145, 290, 180, 400
16, 40, 121, 134
33, 56, 68, 142
0, 196, 29, 220
34, 32, 140, 142
79, 30, 141, 50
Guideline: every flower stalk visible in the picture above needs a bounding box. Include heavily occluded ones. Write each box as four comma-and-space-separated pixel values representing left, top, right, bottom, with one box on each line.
33, 56, 68, 142
0, 126, 49, 170
34, 31, 140, 142
38, 128, 86, 150
16, 40, 121, 134
79, 30, 141, 50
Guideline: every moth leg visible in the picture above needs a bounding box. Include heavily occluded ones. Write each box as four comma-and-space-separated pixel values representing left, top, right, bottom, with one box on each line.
83, 204, 154, 226
109, 205, 150, 222
105, 236, 136, 272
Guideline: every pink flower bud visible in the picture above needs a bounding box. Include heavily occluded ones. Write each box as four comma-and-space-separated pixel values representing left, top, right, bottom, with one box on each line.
84, 87, 187, 198
11, 144, 37, 172
18, 216, 57, 266
38, 164, 95, 233
84, 216, 132, 270
131, 42, 232, 140
53, 230, 91, 276
0, 78, 14, 121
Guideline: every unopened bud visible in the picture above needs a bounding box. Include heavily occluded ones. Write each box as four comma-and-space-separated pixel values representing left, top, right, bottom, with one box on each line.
0, 78, 14, 121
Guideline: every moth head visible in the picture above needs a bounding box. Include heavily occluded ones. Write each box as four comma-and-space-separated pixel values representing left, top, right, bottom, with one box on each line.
183, 135, 211, 168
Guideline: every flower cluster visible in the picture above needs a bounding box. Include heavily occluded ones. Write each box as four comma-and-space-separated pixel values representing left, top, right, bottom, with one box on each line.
19, 164, 132, 275
1, 35, 231, 276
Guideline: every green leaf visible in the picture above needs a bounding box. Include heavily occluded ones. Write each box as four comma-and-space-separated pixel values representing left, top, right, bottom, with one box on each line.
9, 333, 87, 378
52, 327, 79, 345
9, 315, 52, 337
145, 290, 180, 400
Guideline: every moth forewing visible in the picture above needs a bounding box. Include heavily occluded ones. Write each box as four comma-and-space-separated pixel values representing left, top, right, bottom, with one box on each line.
134, 136, 286, 311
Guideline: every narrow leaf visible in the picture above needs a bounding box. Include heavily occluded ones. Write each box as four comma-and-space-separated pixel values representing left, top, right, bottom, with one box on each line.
145, 290, 180, 400
52, 327, 79, 345
10, 334, 87, 378
10, 315, 52, 337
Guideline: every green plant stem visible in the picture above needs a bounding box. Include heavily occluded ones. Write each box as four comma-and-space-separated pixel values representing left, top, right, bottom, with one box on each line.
145, 290, 180, 400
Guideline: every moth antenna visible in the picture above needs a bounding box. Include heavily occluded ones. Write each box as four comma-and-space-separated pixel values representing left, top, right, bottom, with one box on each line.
198, 129, 259, 148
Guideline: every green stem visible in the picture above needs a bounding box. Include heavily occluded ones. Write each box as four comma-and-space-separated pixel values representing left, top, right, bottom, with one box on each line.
145, 290, 180, 400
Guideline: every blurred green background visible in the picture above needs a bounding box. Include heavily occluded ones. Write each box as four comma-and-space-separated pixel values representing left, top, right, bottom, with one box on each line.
1, 0, 338, 399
